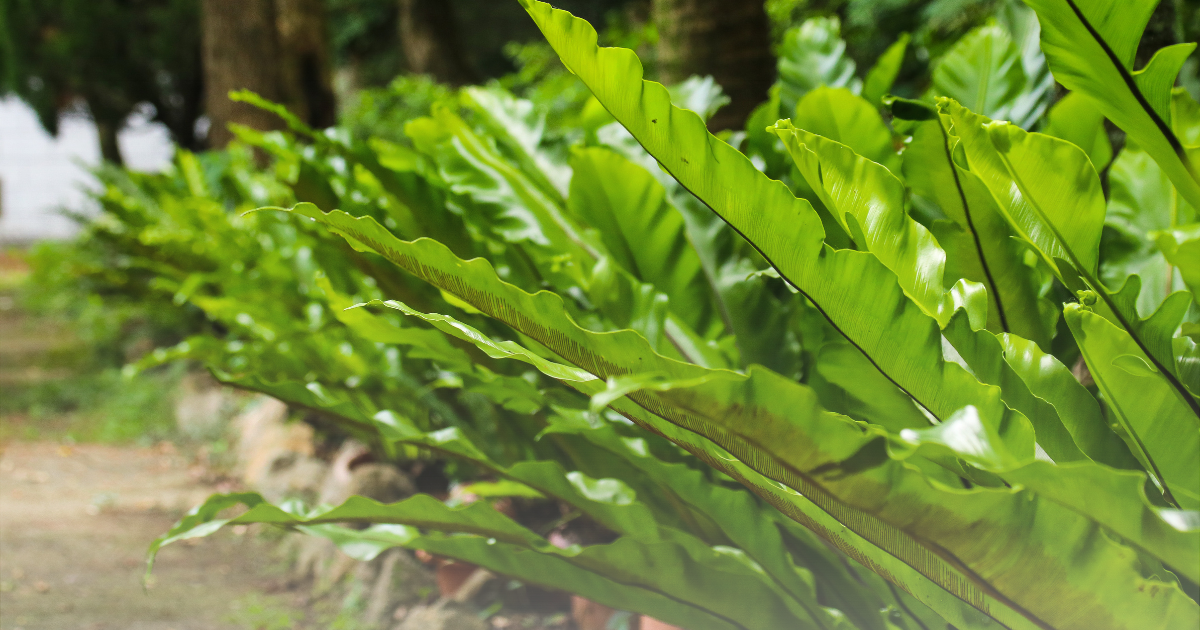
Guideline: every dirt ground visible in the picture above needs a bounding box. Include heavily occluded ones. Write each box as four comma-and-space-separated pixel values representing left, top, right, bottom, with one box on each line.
0, 441, 303, 630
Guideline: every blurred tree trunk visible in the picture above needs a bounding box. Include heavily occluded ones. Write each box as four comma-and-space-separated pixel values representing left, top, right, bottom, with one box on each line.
200, 0, 286, 148
201, 0, 336, 148
95, 120, 124, 165
276, 0, 337, 128
398, 0, 477, 86
653, 0, 774, 130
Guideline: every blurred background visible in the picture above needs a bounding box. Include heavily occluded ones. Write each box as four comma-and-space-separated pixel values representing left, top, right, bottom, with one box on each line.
2, 0, 1196, 240
0, 1, 1197, 629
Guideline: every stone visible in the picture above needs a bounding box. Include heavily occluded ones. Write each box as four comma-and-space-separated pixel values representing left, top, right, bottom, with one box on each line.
387, 547, 438, 605
363, 550, 403, 626
318, 440, 370, 505
234, 396, 315, 489
394, 600, 485, 630
319, 441, 415, 506
291, 535, 339, 584
639, 617, 685, 630
256, 451, 328, 503
571, 596, 615, 630
174, 371, 235, 440
349, 463, 417, 504
435, 562, 479, 599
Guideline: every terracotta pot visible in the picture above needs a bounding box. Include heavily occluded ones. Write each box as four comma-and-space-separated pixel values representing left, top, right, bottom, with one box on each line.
638, 617, 684, 630
435, 561, 478, 598
571, 595, 616, 630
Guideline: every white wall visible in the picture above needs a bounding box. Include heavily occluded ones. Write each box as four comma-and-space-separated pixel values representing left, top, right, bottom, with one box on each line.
0, 98, 175, 243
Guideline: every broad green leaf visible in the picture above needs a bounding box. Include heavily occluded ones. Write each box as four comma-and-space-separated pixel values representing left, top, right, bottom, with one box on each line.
406, 104, 597, 262
950, 102, 1200, 418
567, 146, 720, 338
773, 117, 1088, 465
399, 385, 908, 630
898, 405, 1030, 471
1099, 275, 1199, 408
317, 275, 475, 371
930, 24, 1027, 122
1022, 0, 1200, 210
1173, 88, 1200, 146
994, 0, 1055, 128
775, 17, 858, 118
714, 260, 801, 375
942, 312, 1083, 463
215, 370, 377, 425
540, 412, 915, 630
153, 494, 811, 630
862, 34, 909, 107
517, 6, 1031, 444
791, 87, 899, 172
461, 85, 571, 200
1104, 142, 1196, 314
1065, 303, 1200, 510
901, 116, 1053, 346
1157, 225, 1200, 299
993, 330, 1136, 469
281, 200, 1199, 628
591, 123, 804, 372
812, 341, 930, 432
230, 90, 316, 137
1133, 44, 1198, 133
1043, 92, 1113, 170
941, 310, 1139, 469
945, 100, 1104, 280
772, 122, 949, 321
457, 480, 545, 499
368, 413, 672, 541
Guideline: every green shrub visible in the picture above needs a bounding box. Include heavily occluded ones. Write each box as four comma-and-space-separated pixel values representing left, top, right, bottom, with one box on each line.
60, 0, 1198, 627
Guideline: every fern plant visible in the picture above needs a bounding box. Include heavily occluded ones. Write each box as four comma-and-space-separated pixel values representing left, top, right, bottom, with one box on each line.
143, 0, 1200, 628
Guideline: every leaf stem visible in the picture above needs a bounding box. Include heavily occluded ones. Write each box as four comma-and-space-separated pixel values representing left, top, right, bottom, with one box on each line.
938, 122, 1011, 333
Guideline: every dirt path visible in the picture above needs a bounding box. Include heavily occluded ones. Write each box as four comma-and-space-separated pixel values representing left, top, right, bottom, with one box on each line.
0, 441, 302, 630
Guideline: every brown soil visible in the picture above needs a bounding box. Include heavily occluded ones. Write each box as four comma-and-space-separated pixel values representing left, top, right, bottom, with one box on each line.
0, 441, 300, 630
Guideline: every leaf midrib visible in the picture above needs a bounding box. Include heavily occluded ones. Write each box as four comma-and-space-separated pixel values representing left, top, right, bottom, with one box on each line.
938, 121, 1011, 333
1061, 0, 1190, 163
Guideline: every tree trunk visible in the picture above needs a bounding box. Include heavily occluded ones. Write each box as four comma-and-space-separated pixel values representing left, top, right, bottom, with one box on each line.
95, 119, 124, 165
653, 0, 774, 130
276, 0, 338, 129
398, 0, 478, 86
200, 0, 286, 148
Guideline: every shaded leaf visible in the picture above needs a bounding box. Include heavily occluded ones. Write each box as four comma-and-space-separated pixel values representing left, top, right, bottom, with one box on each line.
776, 17, 858, 118
1022, 0, 1200, 209
930, 24, 1027, 122
1065, 303, 1200, 510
